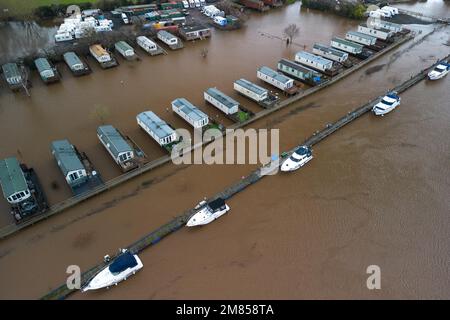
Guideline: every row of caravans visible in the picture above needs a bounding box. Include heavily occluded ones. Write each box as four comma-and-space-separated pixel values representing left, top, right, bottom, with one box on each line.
1, 30, 189, 91
182, 0, 206, 9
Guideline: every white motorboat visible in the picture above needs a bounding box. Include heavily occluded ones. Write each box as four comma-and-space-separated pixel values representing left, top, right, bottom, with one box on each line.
427, 61, 450, 80
81, 250, 143, 292
186, 198, 230, 227
372, 92, 401, 116
280, 146, 313, 172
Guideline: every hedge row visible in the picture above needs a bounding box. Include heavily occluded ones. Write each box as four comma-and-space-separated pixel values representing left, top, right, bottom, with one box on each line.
301, 0, 366, 20
33, 0, 152, 20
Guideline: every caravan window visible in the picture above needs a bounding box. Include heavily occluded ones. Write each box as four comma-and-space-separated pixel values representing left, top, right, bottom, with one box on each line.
69, 172, 79, 181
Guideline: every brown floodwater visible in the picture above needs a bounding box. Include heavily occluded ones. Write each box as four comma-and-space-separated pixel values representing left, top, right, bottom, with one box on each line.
0, 3, 449, 299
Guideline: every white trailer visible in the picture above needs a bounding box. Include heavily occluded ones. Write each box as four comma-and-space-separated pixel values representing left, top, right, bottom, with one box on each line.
171, 98, 209, 129
89, 44, 112, 63
137, 36, 158, 53
373, 20, 403, 33
157, 30, 180, 46
137, 111, 177, 146
55, 32, 74, 42
381, 6, 398, 16
331, 37, 363, 55
115, 41, 135, 59
358, 24, 393, 41
346, 31, 377, 46
204, 88, 239, 115
257, 66, 294, 92
295, 51, 333, 72
234, 78, 268, 102
312, 43, 348, 63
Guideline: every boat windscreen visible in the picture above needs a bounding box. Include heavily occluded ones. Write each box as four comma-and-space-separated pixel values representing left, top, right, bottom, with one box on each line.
381, 98, 396, 106
109, 252, 137, 273
208, 198, 225, 211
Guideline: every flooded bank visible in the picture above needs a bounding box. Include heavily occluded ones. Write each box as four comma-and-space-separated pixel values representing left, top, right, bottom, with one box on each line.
395, 0, 450, 18
0, 3, 449, 299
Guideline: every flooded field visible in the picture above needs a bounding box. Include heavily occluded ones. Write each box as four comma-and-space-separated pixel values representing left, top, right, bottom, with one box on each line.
395, 0, 450, 17
0, 3, 449, 299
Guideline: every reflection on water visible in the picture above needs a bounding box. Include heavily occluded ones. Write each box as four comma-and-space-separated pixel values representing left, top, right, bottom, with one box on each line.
0, 21, 56, 64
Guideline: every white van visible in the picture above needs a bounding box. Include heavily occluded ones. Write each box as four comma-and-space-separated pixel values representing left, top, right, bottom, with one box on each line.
382, 6, 399, 16
378, 8, 393, 18
195, 0, 200, 8
121, 13, 129, 24
189, 0, 195, 8
182, 0, 189, 8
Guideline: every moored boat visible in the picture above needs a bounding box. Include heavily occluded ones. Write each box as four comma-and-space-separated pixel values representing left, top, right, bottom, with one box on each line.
372, 92, 401, 116
427, 61, 450, 80
186, 198, 230, 227
280, 146, 313, 172
81, 250, 143, 292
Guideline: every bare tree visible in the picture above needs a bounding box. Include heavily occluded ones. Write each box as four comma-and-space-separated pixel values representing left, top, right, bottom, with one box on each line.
283, 24, 300, 45
201, 48, 208, 58
90, 104, 110, 124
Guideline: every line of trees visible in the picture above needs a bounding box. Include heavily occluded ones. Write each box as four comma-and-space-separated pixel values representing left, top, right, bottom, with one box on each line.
301, 0, 367, 20
33, 0, 151, 20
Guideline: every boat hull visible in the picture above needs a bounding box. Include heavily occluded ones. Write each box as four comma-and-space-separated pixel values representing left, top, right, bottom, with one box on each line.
372, 103, 400, 116
186, 205, 230, 227
427, 70, 449, 80
81, 255, 143, 292
280, 155, 313, 172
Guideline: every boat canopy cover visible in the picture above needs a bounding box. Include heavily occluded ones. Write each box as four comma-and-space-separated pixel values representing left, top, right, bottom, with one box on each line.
109, 251, 138, 273
208, 197, 225, 211
386, 92, 399, 100
295, 146, 310, 155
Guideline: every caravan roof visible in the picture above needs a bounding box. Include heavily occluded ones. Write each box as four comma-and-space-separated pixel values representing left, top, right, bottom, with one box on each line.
0, 157, 28, 199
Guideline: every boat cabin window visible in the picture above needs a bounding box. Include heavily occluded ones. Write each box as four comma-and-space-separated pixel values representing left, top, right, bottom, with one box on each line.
381, 98, 395, 106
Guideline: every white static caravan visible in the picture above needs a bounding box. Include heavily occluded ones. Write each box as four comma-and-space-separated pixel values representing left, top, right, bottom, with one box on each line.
257, 66, 294, 92
382, 6, 399, 15
294, 51, 333, 72
136, 36, 158, 53
331, 37, 363, 55
171, 98, 209, 129
55, 32, 73, 42
115, 41, 135, 59
157, 30, 180, 46
373, 20, 403, 33
137, 111, 177, 146
312, 43, 348, 63
234, 78, 268, 102
358, 24, 393, 41
345, 31, 377, 46
97, 125, 135, 168
204, 88, 239, 115
89, 44, 111, 63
